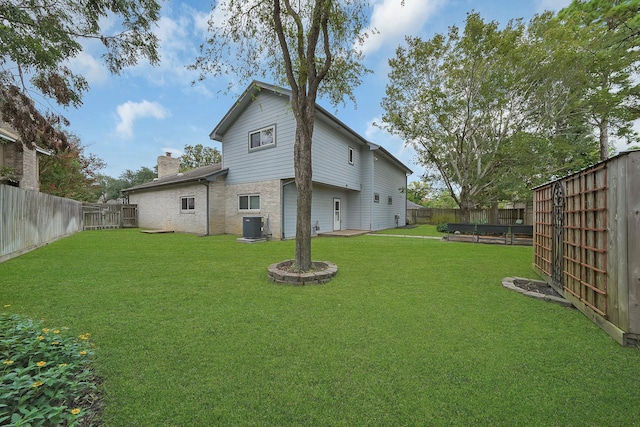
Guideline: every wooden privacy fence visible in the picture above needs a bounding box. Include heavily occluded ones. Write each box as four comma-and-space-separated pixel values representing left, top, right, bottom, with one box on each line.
0, 184, 82, 262
82, 204, 137, 230
407, 204, 533, 225
533, 150, 640, 346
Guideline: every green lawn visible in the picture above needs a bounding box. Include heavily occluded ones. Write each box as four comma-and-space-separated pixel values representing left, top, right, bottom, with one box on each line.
373, 224, 445, 237
1, 230, 638, 426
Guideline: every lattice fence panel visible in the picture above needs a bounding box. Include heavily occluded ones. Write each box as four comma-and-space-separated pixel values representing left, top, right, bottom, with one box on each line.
563, 164, 608, 317
534, 184, 553, 277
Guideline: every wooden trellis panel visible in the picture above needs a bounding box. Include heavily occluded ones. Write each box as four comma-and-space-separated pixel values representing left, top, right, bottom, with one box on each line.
562, 164, 608, 317
534, 184, 553, 278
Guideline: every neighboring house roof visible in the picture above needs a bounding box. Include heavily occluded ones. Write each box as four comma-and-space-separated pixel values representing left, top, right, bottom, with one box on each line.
406, 200, 424, 210
209, 81, 413, 175
124, 163, 228, 192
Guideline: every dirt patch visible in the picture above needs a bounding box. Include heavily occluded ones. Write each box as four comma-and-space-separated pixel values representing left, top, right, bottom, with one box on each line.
502, 277, 573, 307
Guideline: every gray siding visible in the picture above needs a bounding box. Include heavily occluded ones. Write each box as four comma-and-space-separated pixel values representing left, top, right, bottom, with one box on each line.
312, 115, 362, 190
281, 183, 354, 238
360, 149, 374, 230
222, 91, 296, 185
372, 152, 407, 230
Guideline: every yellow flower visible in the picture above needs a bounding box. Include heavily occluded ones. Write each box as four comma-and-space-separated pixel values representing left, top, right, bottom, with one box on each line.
78, 333, 90, 340
52, 341, 59, 345
79, 351, 87, 355
42, 328, 50, 333
36, 361, 47, 367
2, 360, 13, 365
53, 329, 60, 334
70, 408, 81, 415
32, 381, 44, 388
37, 336, 44, 341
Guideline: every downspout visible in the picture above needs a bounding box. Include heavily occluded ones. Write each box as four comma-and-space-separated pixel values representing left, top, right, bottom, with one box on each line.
281, 179, 296, 240
202, 180, 210, 236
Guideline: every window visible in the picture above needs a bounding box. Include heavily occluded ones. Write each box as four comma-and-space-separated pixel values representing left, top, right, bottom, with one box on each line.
348, 147, 354, 165
388, 196, 393, 205
239, 194, 260, 210
249, 125, 275, 150
374, 193, 380, 203
181, 196, 195, 212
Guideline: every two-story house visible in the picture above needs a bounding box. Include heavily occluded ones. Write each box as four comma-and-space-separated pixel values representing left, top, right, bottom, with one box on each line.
125, 81, 411, 238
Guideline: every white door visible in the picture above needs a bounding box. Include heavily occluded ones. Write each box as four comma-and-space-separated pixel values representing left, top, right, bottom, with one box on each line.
333, 198, 341, 231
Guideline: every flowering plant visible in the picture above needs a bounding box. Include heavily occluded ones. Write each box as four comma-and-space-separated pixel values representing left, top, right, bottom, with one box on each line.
0, 313, 98, 426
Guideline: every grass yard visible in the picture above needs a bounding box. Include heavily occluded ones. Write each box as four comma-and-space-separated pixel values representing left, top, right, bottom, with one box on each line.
373, 224, 445, 237
1, 229, 639, 426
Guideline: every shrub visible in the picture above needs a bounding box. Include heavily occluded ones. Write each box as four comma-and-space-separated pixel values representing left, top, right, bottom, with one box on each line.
436, 223, 449, 233
0, 313, 99, 426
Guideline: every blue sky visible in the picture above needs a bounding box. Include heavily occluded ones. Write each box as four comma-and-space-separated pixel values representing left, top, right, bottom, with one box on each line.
58, 0, 582, 181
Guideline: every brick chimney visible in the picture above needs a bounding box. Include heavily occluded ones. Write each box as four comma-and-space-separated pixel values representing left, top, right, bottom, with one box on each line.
157, 152, 180, 178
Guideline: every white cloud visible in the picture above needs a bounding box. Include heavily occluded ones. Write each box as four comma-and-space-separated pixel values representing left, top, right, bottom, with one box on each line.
360, 0, 446, 55
535, 0, 572, 13
115, 100, 169, 139
67, 51, 110, 86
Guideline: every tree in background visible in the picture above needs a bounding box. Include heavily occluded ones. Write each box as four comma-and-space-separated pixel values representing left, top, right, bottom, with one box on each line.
557, 0, 640, 160
94, 167, 156, 202
192, 0, 372, 271
180, 144, 222, 171
404, 181, 431, 205
39, 133, 105, 202
0, 0, 160, 150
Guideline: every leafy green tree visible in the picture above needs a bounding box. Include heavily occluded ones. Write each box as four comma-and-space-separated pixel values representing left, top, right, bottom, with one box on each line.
39, 133, 105, 202
120, 167, 156, 187
404, 181, 431, 205
180, 144, 222, 171
192, 0, 372, 271
557, 0, 640, 160
0, 0, 160, 151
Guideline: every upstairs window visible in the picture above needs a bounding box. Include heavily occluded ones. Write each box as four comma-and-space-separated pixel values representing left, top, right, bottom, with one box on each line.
374, 193, 380, 203
388, 196, 393, 205
249, 125, 275, 151
348, 147, 354, 165
181, 196, 195, 212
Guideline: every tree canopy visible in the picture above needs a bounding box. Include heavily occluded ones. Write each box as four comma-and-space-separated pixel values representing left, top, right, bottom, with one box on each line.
0, 0, 160, 150
557, 0, 640, 159
381, 11, 607, 220
193, 0, 372, 270
180, 144, 222, 171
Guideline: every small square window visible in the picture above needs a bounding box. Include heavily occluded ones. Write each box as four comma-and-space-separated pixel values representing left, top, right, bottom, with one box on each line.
388, 196, 393, 205
374, 193, 380, 203
239, 194, 260, 210
181, 196, 195, 212
248, 126, 275, 151
348, 147, 354, 165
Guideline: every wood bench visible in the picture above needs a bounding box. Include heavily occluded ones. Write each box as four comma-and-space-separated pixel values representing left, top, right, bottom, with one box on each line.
447, 223, 533, 245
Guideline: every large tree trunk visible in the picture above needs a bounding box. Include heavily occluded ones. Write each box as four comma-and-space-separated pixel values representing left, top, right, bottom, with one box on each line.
599, 118, 609, 161
293, 101, 315, 271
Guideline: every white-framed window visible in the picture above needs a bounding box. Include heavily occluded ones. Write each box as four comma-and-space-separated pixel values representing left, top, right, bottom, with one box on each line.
181, 196, 195, 212
388, 196, 393, 205
239, 194, 260, 210
249, 125, 275, 151
374, 193, 380, 203
348, 147, 354, 165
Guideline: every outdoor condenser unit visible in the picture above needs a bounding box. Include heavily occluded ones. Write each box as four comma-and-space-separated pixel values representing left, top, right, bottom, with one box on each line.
242, 216, 263, 239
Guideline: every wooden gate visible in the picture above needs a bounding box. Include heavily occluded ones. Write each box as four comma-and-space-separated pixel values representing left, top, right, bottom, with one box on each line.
82, 204, 138, 230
